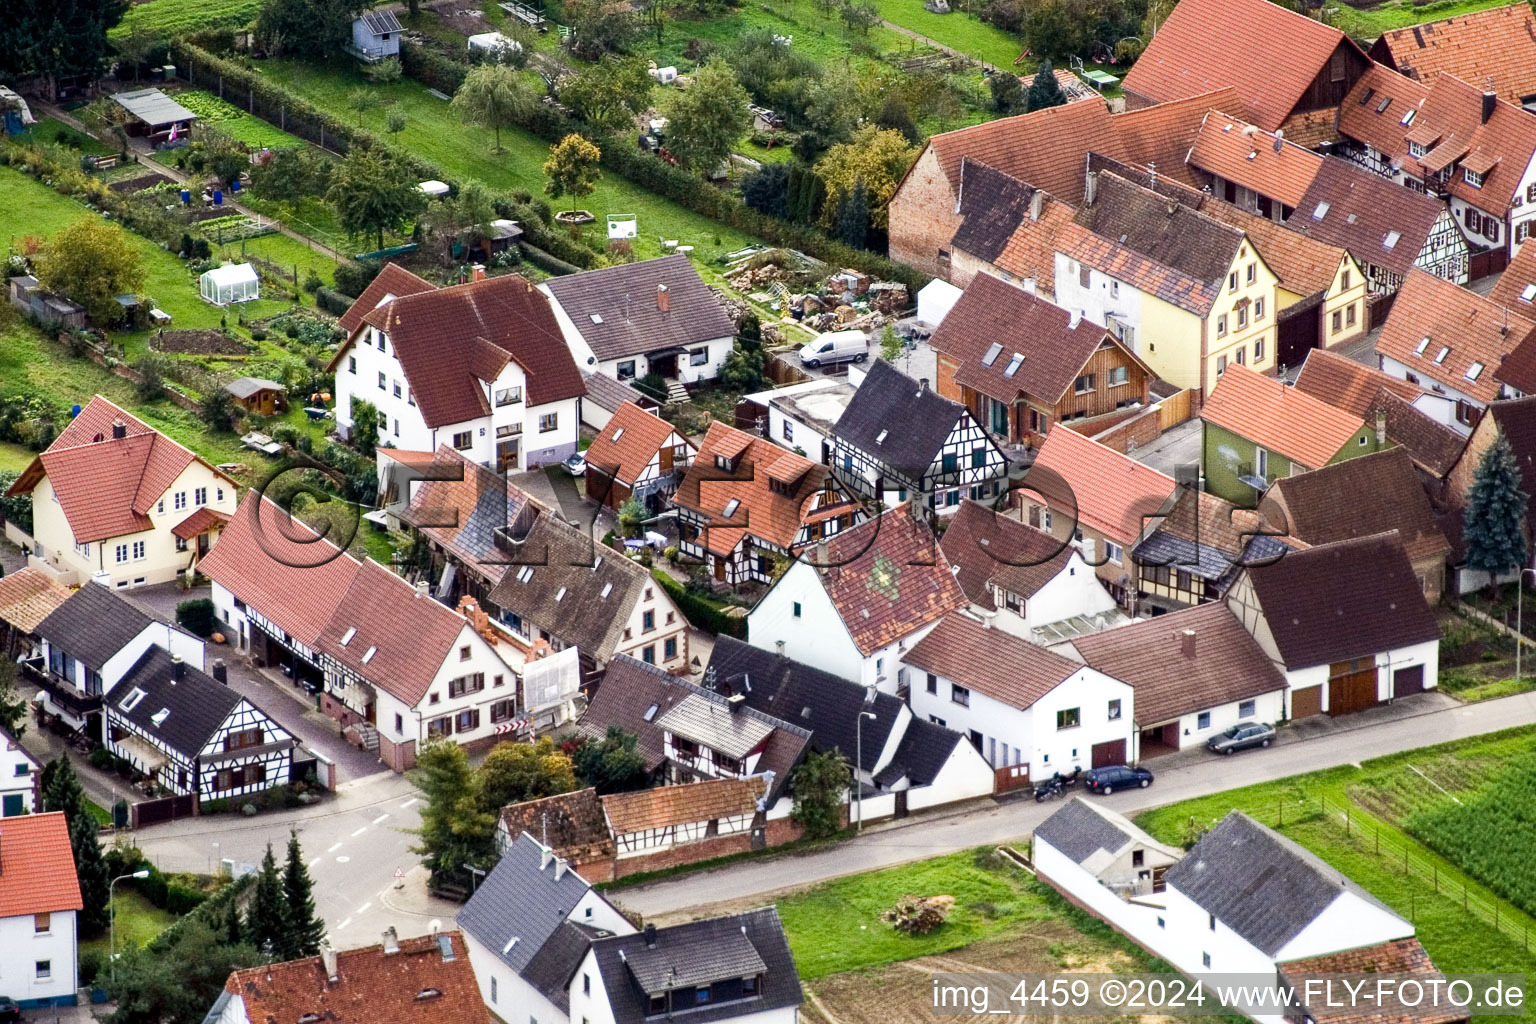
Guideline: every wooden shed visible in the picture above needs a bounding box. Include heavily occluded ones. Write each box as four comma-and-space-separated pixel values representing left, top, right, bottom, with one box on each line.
225, 377, 288, 416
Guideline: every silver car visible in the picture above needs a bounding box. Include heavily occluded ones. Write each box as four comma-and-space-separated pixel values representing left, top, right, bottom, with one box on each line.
1207, 721, 1275, 755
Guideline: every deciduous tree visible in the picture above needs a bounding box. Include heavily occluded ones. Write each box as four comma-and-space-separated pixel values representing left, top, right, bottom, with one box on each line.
543, 133, 603, 213
452, 63, 537, 153
411, 740, 498, 883
346, 86, 380, 126
989, 72, 1025, 114
789, 748, 849, 839
1464, 434, 1530, 591
661, 58, 751, 176
34, 219, 145, 324
256, 0, 365, 58
813, 124, 917, 230
572, 726, 650, 794
478, 738, 577, 811
560, 56, 653, 136
326, 146, 424, 251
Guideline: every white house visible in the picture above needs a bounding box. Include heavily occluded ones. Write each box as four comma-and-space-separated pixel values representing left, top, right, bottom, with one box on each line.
901, 613, 1135, 784
767, 380, 857, 465
330, 267, 586, 473
747, 506, 967, 692
1031, 798, 1180, 904
0, 812, 82, 1010
6, 395, 237, 588
541, 255, 737, 390
1225, 532, 1442, 719
0, 726, 40, 817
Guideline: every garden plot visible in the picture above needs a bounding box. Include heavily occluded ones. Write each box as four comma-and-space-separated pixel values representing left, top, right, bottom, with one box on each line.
177, 90, 306, 150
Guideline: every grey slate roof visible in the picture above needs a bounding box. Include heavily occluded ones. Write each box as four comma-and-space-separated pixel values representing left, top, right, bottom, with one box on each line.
522, 920, 600, 1013
876, 716, 964, 788
112, 89, 196, 127
588, 908, 802, 1024
832, 360, 967, 479
112, 647, 242, 759
544, 255, 736, 362
654, 694, 775, 759
1164, 811, 1405, 956
1034, 798, 1134, 865
951, 158, 1037, 264
36, 582, 155, 672
584, 371, 659, 414
458, 833, 618, 976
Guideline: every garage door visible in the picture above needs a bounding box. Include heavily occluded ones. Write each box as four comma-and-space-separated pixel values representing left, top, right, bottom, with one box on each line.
1291, 685, 1323, 719
1091, 739, 1126, 768
1393, 664, 1425, 698
1330, 670, 1379, 716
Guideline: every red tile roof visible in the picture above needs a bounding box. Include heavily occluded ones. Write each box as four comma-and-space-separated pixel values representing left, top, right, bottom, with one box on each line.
1202, 363, 1367, 468
1026, 427, 1177, 546
925, 99, 1113, 203
0, 567, 72, 634
0, 812, 83, 917
170, 506, 230, 539
225, 931, 491, 1024
1279, 937, 1464, 1024
1196, 195, 1355, 299
585, 401, 692, 487
992, 193, 1077, 294
1488, 237, 1536, 310
817, 507, 967, 656
1443, 94, 1536, 214
903, 613, 1084, 710
1293, 348, 1428, 417
1188, 111, 1324, 208
602, 776, 767, 835
7, 395, 227, 544
1121, 0, 1361, 131
1375, 269, 1533, 404
1337, 65, 1431, 164
1291, 157, 1450, 279
336, 263, 435, 335
1109, 88, 1243, 189
1370, 2, 1536, 107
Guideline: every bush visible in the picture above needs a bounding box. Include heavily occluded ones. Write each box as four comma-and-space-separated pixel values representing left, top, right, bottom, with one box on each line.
89, 747, 114, 770
131, 354, 172, 403
176, 598, 217, 637
250, 327, 268, 340
518, 241, 583, 276
80, 949, 105, 987
315, 286, 353, 316
332, 259, 382, 298
651, 568, 746, 637
303, 270, 323, 293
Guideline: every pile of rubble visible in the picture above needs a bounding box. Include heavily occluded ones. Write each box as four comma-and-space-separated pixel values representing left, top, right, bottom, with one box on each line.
724, 257, 911, 337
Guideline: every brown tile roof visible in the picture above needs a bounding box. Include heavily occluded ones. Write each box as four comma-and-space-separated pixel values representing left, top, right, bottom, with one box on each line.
0, 812, 83, 917
7, 395, 225, 544
1072, 603, 1287, 724
1202, 363, 1367, 468
1121, 0, 1360, 131
1491, 324, 1536, 395
1293, 348, 1427, 417
170, 505, 229, 539
925, 99, 1113, 202
1196, 195, 1354, 299
398, 446, 533, 587
543, 254, 736, 361
1278, 937, 1464, 1024
903, 613, 1084, 710
1489, 234, 1536, 310
585, 401, 690, 487
1027, 426, 1177, 546
1442, 94, 1536, 214
991, 192, 1076, 294
500, 788, 614, 864
673, 422, 844, 555
817, 508, 967, 656
602, 776, 766, 835
939, 499, 1074, 609
1375, 269, 1534, 404
1275, 105, 1345, 149
1264, 448, 1450, 563
336, 262, 434, 335
225, 932, 491, 1024
335, 275, 585, 427
1110, 88, 1243, 188
1338, 65, 1431, 163
1370, 2, 1536, 106
1367, 389, 1467, 479
1156, 485, 1265, 555
1065, 172, 1246, 316
931, 273, 1137, 406
0, 567, 72, 634
951, 158, 1040, 266
1240, 532, 1441, 669
1187, 111, 1323, 208
1291, 158, 1448, 278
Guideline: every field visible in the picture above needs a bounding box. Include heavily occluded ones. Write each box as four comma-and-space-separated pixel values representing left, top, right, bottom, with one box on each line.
176, 90, 306, 150
81, 889, 178, 960
871, 0, 1026, 68
1332, 0, 1521, 39
0, 439, 35, 472
111, 0, 263, 39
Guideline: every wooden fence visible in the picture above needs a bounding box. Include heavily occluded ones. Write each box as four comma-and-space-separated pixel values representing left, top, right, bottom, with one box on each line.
1157, 388, 1195, 431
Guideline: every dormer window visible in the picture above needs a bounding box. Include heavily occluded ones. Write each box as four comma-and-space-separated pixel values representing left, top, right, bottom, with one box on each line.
714, 453, 737, 472
1466, 168, 1485, 188
1409, 141, 1426, 158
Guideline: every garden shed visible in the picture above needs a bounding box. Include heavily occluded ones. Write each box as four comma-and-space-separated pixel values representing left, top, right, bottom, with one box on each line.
348, 8, 402, 62
225, 377, 287, 416
112, 88, 197, 146
199, 263, 260, 306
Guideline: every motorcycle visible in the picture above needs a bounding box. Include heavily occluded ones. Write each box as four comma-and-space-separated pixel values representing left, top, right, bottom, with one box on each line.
1033, 776, 1066, 802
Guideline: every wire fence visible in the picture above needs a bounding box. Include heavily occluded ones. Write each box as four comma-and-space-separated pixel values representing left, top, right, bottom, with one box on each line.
1196, 792, 1536, 953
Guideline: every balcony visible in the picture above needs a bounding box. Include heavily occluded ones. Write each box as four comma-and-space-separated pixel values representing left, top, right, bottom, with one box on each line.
20, 660, 103, 718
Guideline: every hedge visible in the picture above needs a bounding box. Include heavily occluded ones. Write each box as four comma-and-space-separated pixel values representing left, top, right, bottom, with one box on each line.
400, 40, 468, 95
315, 285, 354, 315
518, 241, 584, 276
147, 874, 253, 954
651, 568, 747, 638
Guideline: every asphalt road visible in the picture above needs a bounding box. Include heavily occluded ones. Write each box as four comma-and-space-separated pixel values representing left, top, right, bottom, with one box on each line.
610, 686, 1536, 921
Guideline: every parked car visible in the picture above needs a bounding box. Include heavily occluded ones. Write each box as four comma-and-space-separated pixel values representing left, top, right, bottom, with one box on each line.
0, 995, 20, 1023
798, 329, 869, 368
1207, 721, 1275, 755
1083, 764, 1153, 794
563, 452, 586, 476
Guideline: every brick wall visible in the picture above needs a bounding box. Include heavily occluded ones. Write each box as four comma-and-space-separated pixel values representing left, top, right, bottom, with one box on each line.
889, 147, 961, 280
1085, 406, 1163, 455
322, 692, 365, 729
378, 733, 416, 772
934, 354, 964, 404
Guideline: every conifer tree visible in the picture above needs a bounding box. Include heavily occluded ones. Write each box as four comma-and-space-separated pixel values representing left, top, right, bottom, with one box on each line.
1464, 434, 1530, 590
281, 829, 325, 959
245, 844, 288, 956
42, 756, 110, 935
1027, 60, 1067, 112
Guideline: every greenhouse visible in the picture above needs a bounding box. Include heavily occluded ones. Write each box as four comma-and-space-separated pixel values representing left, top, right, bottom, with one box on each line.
199, 263, 260, 306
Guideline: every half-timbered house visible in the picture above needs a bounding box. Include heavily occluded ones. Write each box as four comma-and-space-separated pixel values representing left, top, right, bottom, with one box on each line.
583, 400, 696, 513
1131, 486, 1289, 614
831, 360, 1008, 512
105, 647, 296, 802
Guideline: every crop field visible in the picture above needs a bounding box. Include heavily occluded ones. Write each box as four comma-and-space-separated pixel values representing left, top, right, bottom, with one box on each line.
111, 0, 263, 39
177, 91, 306, 150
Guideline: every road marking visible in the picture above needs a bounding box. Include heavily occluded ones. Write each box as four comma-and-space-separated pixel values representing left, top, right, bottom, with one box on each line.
308, 857, 320, 868
372, 813, 390, 824
339, 917, 352, 929
356, 901, 372, 914
400, 797, 419, 808
351, 826, 368, 837
336, 855, 351, 863
327, 842, 342, 853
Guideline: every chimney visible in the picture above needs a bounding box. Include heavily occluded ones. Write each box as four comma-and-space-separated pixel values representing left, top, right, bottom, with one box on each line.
917, 377, 930, 395
471, 263, 487, 282
657, 283, 670, 313
1180, 629, 1196, 659
1483, 90, 1498, 124
727, 692, 746, 713
1084, 170, 1098, 206
320, 939, 339, 984
170, 655, 185, 682
775, 639, 786, 658
1375, 407, 1387, 445
382, 927, 400, 955
644, 923, 658, 949
980, 610, 996, 630
111, 420, 127, 440
1028, 189, 1043, 222
1068, 310, 1082, 329
415, 580, 429, 599
815, 539, 828, 565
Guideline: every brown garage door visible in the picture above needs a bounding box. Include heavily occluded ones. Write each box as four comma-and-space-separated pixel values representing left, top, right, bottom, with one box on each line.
1091, 739, 1126, 768
1330, 669, 1379, 716
1393, 665, 1425, 698
1291, 685, 1323, 719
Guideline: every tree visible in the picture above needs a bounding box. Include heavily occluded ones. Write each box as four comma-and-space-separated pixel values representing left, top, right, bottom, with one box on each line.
114, 25, 165, 83
1464, 434, 1530, 589
1026, 61, 1068, 112
411, 740, 497, 882
0, 658, 27, 740
386, 109, 408, 136
617, 497, 646, 538
789, 748, 850, 839
838, 0, 878, 33
564, 0, 642, 59
281, 829, 325, 959
741, 162, 791, 218
346, 86, 380, 126
875, 95, 921, 146
452, 63, 537, 153
368, 56, 403, 84
223, 893, 244, 947
477, 738, 577, 812
326, 146, 424, 251
422, 180, 498, 261
543, 133, 603, 213
250, 146, 332, 202
559, 56, 653, 136
24, 0, 128, 90
718, 344, 765, 391
349, 397, 381, 457
33, 219, 145, 323
0, 470, 33, 534
661, 58, 751, 175
989, 72, 1025, 114
109, 917, 260, 1024
245, 843, 288, 955
256, 0, 365, 58
814, 124, 917, 230
572, 726, 649, 794
201, 386, 237, 434
833, 179, 870, 249
42, 757, 110, 935
880, 324, 902, 362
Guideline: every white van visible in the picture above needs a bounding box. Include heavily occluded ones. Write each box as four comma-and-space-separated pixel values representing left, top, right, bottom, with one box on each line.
798, 329, 869, 368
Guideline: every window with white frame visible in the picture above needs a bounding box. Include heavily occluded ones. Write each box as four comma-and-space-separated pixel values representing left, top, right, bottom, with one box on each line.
495, 386, 522, 406
133, 541, 145, 560
1105, 540, 1123, 564
690, 348, 709, 366
174, 491, 187, 511
115, 544, 129, 563
195, 487, 207, 506
1239, 699, 1256, 718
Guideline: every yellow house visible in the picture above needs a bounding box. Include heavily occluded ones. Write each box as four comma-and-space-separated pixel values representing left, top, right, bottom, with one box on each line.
6, 396, 237, 589
1052, 169, 1283, 396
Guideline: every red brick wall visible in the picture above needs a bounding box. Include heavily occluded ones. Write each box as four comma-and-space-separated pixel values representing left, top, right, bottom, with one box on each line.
889, 147, 961, 279
935, 354, 964, 404
600, 815, 818, 881
378, 734, 416, 772
1084, 406, 1163, 455
322, 693, 365, 729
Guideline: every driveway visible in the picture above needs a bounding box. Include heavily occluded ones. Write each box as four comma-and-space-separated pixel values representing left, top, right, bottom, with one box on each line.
1129, 417, 1201, 479
611, 687, 1536, 921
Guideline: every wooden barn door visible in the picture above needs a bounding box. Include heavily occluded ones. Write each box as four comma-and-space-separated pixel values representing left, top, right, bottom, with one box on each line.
1328, 658, 1379, 715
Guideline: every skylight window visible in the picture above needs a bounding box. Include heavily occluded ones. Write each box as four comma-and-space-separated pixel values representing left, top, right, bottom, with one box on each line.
120, 688, 146, 712
722, 498, 740, 518
1434, 347, 1450, 364
589, 313, 604, 324
1521, 284, 1536, 302
1358, 88, 1376, 106
1376, 97, 1392, 114
981, 342, 1003, 367
600, 582, 613, 598
516, 566, 535, 583
1415, 336, 1431, 355
643, 703, 660, 722
1312, 201, 1330, 221
362, 646, 377, 664
875, 429, 888, 445
1400, 108, 1417, 126
1003, 353, 1024, 377
151, 708, 170, 727
1383, 231, 1401, 250
612, 427, 625, 442
340, 626, 357, 647
555, 586, 567, 602
1467, 361, 1485, 381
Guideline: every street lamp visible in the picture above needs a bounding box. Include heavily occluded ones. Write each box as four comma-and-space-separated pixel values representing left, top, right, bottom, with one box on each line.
854, 685, 878, 833
110, 869, 151, 983
1514, 568, 1536, 679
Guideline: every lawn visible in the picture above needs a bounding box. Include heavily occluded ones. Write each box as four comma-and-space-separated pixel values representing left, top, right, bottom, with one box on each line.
110, 0, 263, 39
20, 118, 117, 157
776, 847, 1054, 978
176, 90, 307, 150
871, 0, 1026, 67
262, 58, 760, 266
0, 439, 34, 472
643, 0, 909, 70
1332, 0, 1518, 40
81, 889, 178, 960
